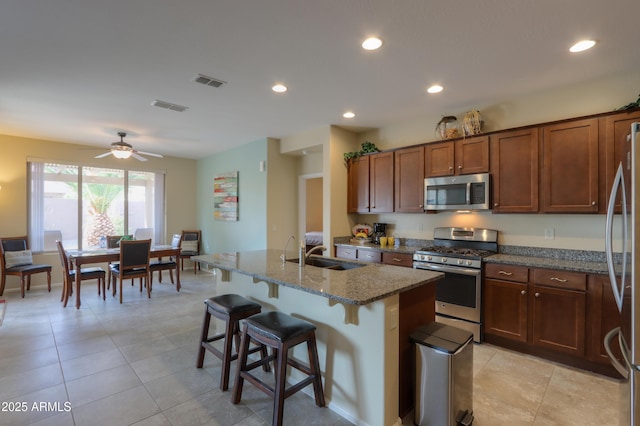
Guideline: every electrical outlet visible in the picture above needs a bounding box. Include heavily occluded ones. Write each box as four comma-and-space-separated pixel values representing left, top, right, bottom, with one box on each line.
418, 223, 423, 232
544, 228, 555, 240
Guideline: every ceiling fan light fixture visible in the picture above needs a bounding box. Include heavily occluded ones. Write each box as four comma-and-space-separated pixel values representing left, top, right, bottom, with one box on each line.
112, 149, 132, 159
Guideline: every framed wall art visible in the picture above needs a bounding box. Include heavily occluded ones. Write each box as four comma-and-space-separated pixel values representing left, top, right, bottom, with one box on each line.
214, 171, 238, 221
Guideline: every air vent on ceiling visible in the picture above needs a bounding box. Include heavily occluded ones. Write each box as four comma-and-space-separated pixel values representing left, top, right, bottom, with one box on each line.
193, 74, 226, 88
151, 99, 189, 112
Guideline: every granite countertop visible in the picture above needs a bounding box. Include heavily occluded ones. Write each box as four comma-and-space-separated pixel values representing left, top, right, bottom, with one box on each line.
334, 239, 614, 275
192, 249, 442, 306
484, 254, 609, 275
334, 242, 418, 255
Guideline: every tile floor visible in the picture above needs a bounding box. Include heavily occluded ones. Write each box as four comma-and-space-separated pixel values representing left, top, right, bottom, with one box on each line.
0, 269, 623, 425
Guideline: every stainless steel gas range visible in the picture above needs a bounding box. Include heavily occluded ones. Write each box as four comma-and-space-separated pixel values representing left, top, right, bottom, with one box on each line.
413, 227, 498, 342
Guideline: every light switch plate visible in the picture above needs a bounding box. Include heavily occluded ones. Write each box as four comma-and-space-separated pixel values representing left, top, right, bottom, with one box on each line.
544, 228, 555, 240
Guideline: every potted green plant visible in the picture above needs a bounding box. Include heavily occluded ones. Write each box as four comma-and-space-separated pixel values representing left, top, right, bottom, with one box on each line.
344, 141, 380, 165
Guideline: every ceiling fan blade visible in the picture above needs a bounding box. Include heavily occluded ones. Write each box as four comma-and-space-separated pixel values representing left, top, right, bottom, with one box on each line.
95, 151, 113, 159
131, 152, 148, 162
136, 150, 163, 158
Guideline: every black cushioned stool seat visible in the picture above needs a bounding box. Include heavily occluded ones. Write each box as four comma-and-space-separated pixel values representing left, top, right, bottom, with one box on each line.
196, 294, 268, 391
231, 311, 325, 426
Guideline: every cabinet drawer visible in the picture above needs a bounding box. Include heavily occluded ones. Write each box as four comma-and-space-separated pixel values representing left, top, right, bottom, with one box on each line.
381, 252, 413, 267
533, 268, 586, 291
484, 263, 529, 283
335, 246, 357, 260
358, 249, 382, 263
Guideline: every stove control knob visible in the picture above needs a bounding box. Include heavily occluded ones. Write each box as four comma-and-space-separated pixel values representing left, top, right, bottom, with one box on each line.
466, 260, 473, 266
442, 257, 447, 263
457, 259, 463, 265
427, 256, 432, 261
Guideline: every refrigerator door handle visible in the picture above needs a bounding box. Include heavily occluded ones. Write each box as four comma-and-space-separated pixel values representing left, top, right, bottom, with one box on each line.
605, 164, 627, 312
604, 327, 629, 379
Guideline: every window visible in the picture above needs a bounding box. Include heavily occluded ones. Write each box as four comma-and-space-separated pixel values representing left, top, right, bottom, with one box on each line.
28, 162, 165, 252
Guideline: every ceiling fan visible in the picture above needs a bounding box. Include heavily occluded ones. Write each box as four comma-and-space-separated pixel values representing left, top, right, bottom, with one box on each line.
95, 132, 163, 161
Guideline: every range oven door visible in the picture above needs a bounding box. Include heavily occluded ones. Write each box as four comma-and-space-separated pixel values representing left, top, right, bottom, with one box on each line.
414, 262, 482, 323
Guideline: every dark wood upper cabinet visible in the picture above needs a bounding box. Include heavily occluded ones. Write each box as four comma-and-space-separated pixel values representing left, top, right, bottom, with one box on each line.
347, 155, 370, 213
490, 128, 539, 213
425, 136, 489, 177
603, 110, 640, 213
370, 152, 394, 213
347, 152, 394, 213
394, 146, 425, 212
541, 118, 599, 213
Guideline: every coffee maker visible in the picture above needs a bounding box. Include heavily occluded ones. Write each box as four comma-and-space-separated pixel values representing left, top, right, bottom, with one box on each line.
372, 223, 387, 245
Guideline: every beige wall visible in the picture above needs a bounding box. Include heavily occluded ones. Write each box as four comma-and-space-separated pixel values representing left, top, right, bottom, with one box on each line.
305, 178, 323, 231
0, 134, 197, 293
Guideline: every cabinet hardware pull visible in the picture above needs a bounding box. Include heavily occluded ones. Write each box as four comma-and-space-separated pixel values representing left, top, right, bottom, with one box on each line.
521, 290, 526, 295
458, 165, 462, 169
591, 201, 596, 206
535, 292, 540, 297
550, 277, 568, 282
393, 258, 402, 262
494, 203, 499, 207
498, 271, 513, 275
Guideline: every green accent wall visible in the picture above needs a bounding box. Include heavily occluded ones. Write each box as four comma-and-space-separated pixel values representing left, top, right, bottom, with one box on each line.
196, 138, 268, 253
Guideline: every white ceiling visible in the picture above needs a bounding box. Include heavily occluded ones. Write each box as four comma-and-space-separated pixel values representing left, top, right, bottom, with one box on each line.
1, 0, 639, 160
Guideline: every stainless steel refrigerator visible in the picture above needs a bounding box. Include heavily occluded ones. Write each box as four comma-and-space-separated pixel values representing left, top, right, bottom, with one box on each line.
605, 121, 640, 425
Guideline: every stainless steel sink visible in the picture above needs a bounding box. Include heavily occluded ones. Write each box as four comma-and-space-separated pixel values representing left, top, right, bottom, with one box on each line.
286, 257, 365, 270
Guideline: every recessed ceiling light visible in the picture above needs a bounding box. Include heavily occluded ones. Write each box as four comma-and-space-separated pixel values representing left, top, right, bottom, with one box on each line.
343, 111, 355, 118
272, 84, 288, 93
362, 37, 383, 50
569, 40, 597, 53
427, 85, 444, 94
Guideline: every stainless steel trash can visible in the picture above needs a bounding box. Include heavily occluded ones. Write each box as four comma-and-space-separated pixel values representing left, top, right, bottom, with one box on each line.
409, 322, 474, 426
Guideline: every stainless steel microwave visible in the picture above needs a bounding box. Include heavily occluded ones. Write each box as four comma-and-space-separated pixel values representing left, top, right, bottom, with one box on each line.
424, 173, 491, 211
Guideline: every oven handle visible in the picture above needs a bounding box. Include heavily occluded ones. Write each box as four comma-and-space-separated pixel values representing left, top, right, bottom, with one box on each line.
414, 262, 481, 276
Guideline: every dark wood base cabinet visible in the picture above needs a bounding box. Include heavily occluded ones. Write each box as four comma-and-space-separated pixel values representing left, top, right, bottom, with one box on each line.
484, 263, 622, 379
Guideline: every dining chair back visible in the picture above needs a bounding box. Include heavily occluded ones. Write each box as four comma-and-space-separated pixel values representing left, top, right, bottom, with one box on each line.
180, 230, 201, 274
149, 234, 180, 288
110, 239, 151, 303
56, 240, 106, 308
0, 236, 52, 298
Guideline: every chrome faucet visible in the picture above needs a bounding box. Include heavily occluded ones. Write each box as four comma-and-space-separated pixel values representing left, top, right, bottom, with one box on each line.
305, 245, 327, 261
281, 234, 295, 264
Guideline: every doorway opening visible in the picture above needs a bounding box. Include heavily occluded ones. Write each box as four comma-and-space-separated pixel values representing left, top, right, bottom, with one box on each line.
299, 173, 323, 251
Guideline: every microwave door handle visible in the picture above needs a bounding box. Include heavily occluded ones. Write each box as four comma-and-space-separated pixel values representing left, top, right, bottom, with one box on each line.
604, 327, 629, 379
466, 182, 471, 205
605, 164, 625, 312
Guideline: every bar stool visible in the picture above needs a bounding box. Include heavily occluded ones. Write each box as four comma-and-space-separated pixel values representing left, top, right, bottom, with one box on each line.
196, 294, 268, 391
231, 311, 325, 426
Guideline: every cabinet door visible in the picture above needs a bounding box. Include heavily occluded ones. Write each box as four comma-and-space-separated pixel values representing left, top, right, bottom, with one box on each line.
394, 146, 425, 212
484, 278, 528, 342
370, 152, 394, 213
490, 128, 539, 213
455, 135, 489, 175
532, 284, 586, 356
604, 111, 640, 213
347, 156, 370, 213
587, 274, 623, 364
542, 118, 599, 212
425, 141, 454, 177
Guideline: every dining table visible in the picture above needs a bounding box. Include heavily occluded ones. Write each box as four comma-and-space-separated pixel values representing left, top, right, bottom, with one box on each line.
66, 245, 181, 309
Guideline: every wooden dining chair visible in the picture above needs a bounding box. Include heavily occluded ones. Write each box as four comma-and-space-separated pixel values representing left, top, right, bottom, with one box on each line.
56, 240, 106, 308
110, 239, 151, 303
106, 235, 133, 288
0, 236, 52, 297
149, 234, 180, 288
180, 230, 201, 274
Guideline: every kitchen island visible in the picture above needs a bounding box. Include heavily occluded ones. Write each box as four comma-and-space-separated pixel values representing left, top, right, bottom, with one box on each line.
192, 249, 442, 426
